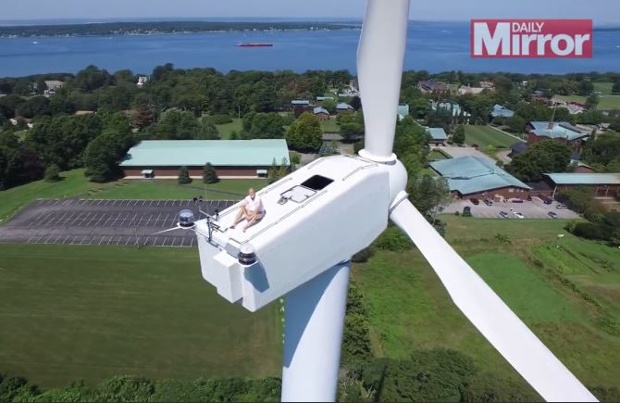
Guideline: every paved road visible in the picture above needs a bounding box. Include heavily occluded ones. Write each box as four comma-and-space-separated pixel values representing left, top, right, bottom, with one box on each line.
0, 198, 235, 248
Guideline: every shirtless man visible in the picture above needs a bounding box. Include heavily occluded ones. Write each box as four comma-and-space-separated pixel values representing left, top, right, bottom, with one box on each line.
230, 188, 265, 232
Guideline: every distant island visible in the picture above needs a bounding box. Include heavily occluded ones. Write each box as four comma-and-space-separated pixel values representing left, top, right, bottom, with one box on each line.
0, 21, 360, 38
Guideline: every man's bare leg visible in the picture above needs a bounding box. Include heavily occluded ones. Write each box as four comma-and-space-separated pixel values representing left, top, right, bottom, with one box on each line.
230, 206, 248, 229
242, 212, 264, 232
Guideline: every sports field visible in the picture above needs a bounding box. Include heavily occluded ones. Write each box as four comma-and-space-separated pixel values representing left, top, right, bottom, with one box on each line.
353, 216, 620, 393
0, 244, 282, 388
465, 125, 518, 150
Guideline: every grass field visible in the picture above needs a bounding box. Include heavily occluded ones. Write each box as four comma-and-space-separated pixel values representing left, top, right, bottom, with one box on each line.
353, 215, 620, 392
0, 169, 267, 220
320, 118, 340, 133
593, 82, 613, 95
555, 94, 620, 110
428, 149, 450, 160
0, 244, 281, 388
465, 125, 518, 150
215, 118, 243, 139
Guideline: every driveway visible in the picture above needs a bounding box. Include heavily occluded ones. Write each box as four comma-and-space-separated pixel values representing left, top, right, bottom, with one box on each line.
443, 198, 580, 220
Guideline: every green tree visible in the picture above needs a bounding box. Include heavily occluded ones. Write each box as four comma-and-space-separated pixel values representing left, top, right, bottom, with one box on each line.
267, 157, 289, 184
44, 164, 61, 182
83, 132, 122, 183
202, 162, 219, 184
286, 112, 323, 152
585, 93, 599, 110
582, 133, 620, 167
337, 112, 364, 142
157, 109, 202, 140
322, 98, 337, 114
452, 124, 465, 145
15, 96, 51, 119
241, 112, 285, 139
408, 174, 452, 219
506, 115, 526, 133
506, 140, 572, 182
178, 166, 192, 184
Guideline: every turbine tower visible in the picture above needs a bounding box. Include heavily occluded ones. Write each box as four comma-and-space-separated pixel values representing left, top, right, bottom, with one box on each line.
193, 1, 598, 401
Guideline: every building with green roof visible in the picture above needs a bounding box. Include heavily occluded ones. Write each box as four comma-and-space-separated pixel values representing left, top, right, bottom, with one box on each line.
429, 156, 531, 199
427, 128, 448, 145
120, 139, 290, 179
543, 172, 620, 198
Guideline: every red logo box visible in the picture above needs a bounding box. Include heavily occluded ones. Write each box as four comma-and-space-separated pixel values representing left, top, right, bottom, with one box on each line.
470, 19, 593, 58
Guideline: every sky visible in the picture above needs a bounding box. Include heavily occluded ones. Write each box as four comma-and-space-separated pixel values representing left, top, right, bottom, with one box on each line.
1, 0, 619, 24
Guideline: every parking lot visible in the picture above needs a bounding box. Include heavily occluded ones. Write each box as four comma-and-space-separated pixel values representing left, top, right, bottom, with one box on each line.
0, 198, 236, 247
443, 197, 580, 219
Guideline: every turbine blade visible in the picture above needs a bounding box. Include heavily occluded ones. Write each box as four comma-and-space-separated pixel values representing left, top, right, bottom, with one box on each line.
357, 0, 410, 161
389, 199, 597, 402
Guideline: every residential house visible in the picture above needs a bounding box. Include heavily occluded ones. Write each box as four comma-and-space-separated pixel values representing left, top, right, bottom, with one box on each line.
550, 98, 585, 115
526, 121, 590, 149
479, 80, 495, 89
291, 99, 312, 117
417, 79, 449, 94
427, 128, 448, 146
490, 104, 515, 119
397, 104, 410, 121
313, 106, 330, 121
136, 76, 149, 88
336, 102, 354, 114
44, 80, 64, 96
429, 156, 531, 199
457, 85, 487, 95
570, 161, 597, 173
431, 101, 472, 119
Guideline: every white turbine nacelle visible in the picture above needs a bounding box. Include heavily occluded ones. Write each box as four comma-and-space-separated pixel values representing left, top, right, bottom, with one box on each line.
195, 154, 407, 312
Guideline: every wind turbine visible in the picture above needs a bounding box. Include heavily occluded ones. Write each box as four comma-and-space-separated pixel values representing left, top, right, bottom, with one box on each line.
193, 1, 598, 401
139, 207, 219, 248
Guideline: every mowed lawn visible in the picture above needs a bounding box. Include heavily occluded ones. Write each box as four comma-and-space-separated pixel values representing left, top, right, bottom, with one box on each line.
555, 94, 620, 110
353, 215, 620, 393
215, 118, 243, 139
0, 169, 268, 220
593, 82, 613, 95
428, 149, 450, 160
465, 125, 517, 149
320, 118, 341, 133
0, 244, 282, 388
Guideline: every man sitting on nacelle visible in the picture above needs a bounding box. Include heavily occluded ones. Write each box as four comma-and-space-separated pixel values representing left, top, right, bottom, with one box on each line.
230, 187, 265, 232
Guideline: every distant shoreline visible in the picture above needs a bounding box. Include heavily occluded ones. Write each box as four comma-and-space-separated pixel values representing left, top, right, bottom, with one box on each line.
0, 21, 361, 38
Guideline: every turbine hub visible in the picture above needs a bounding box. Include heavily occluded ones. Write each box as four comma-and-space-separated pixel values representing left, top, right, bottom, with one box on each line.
358, 150, 408, 211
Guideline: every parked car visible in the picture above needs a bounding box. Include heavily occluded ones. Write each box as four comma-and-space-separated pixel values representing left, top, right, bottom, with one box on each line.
542, 197, 553, 205
512, 198, 524, 203
548, 211, 558, 219
483, 199, 493, 206
513, 211, 525, 219
462, 206, 472, 217
470, 198, 479, 205
499, 211, 509, 218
